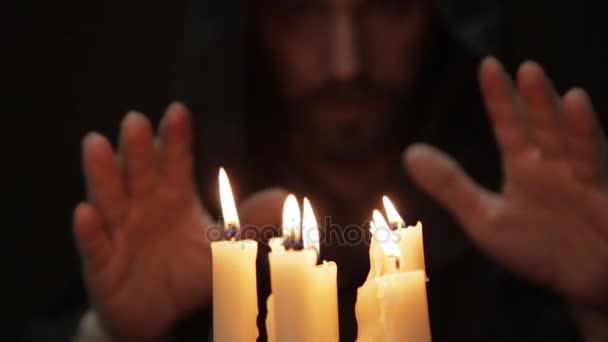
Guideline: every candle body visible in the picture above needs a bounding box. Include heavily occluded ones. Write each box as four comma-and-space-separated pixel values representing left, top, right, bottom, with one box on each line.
354, 279, 383, 342
383, 270, 431, 341
266, 262, 339, 342
211, 240, 258, 342
357, 220, 430, 341
355, 270, 431, 342
396, 222, 426, 272
313, 261, 340, 341
267, 249, 316, 341
266, 238, 339, 342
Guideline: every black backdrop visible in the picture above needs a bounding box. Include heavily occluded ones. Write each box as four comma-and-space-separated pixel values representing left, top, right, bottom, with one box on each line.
8, 1, 189, 338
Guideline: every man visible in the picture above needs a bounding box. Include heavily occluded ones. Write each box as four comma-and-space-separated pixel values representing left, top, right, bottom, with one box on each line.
73, 0, 608, 340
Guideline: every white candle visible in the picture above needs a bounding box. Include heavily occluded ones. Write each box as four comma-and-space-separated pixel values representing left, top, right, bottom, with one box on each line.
266, 195, 339, 342
355, 199, 431, 342
383, 196, 426, 272
303, 198, 339, 342
211, 168, 258, 341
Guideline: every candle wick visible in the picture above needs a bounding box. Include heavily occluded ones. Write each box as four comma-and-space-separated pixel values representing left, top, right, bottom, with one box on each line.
284, 241, 304, 251
390, 222, 405, 231
225, 223, 240, 241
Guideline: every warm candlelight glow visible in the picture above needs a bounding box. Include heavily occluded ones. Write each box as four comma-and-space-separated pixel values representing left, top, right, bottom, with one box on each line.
357, 199, 430, 342
382, 196, 405, 229
213, 170, 258, 341
267, 196, 339, 342
369, 220, 377, 235
219, 167, 240, 236
302, 197, 320, 254
282, 194, 301, 246
372, 209, 402, 265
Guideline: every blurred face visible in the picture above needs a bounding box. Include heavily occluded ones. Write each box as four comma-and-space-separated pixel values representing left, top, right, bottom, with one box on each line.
255, 0, 432, 161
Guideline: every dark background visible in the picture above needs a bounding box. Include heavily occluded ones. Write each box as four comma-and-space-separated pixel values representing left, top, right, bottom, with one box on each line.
8, 1, 190, 338
7, 0, 608, 340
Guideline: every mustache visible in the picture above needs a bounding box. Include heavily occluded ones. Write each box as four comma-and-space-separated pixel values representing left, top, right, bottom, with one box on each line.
297, 76, 400, 107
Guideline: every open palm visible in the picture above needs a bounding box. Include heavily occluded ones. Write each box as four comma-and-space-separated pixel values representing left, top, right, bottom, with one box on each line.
74, 104, 213, 340
406, 58, 608, 311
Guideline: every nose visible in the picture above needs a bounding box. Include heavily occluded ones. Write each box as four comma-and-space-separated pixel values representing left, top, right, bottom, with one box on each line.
330, 10, 360, 81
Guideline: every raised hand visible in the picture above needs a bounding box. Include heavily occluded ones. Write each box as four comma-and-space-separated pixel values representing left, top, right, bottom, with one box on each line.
74, 103, 213, 340
405, 57, 608, 312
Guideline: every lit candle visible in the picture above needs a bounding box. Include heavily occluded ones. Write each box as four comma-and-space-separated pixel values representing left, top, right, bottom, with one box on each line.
266, 195, 339, 342
355, 201, 431, 342
383, 196, 426, 272
211, 168, 258, 341
302, 198, 340, 342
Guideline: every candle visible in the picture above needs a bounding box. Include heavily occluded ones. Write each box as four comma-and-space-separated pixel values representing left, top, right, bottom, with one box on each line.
211, 168, 258, 341
266, 195, 339, 342
355, 198, 431, 342
383, 196, 426, 272
302, 198, 340, 342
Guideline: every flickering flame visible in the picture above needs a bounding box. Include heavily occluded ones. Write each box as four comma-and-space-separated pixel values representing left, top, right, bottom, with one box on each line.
282, 194, 301, 243
382, 196, 405, 229
369, 220, 377, 235
302, 197, 320, 254
219, 168, 240, 235
372, 209, 402, 261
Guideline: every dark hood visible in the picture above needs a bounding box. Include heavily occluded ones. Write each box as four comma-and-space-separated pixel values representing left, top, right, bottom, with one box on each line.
173, 0, 505, 199
169, 0, 509, 278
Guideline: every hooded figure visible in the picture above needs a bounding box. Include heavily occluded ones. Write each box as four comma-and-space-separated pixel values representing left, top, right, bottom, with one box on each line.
22, 0, 608, 341
163, 0, 605, 341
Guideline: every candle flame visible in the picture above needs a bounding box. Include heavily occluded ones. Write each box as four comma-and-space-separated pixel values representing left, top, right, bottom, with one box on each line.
302, 197, 320, 254
372, 209, 402, 261
382, 196, 405, 229
282, 194, 301, 243
219, 167, 240, 234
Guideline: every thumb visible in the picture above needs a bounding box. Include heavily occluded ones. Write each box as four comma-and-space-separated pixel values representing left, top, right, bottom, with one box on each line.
238, 188, 289, 242
404, 143, 493, 230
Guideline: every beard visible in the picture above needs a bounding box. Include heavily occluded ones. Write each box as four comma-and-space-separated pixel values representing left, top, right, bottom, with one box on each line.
288, 76, 404, 163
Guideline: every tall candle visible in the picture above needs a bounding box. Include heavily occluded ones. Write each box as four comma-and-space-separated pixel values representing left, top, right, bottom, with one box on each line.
303, 198, 339, 342
266, 196, 339, 342
355, 200, 431, 342
211, 168, 258, 341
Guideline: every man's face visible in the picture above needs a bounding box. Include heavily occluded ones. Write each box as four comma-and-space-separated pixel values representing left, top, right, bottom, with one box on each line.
255, 0, 432, 161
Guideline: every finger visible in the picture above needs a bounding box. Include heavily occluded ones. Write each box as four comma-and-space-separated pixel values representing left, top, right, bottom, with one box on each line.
82, 133, 127, 227
562, 88, 608, 188
158, 102, 194, 187
119, 112, 157, 198
517, 61, 567, 160
239, 188, 289, 241
74, 202, 113, 272
480, 57, 533, 161
404, 144, 495, 231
